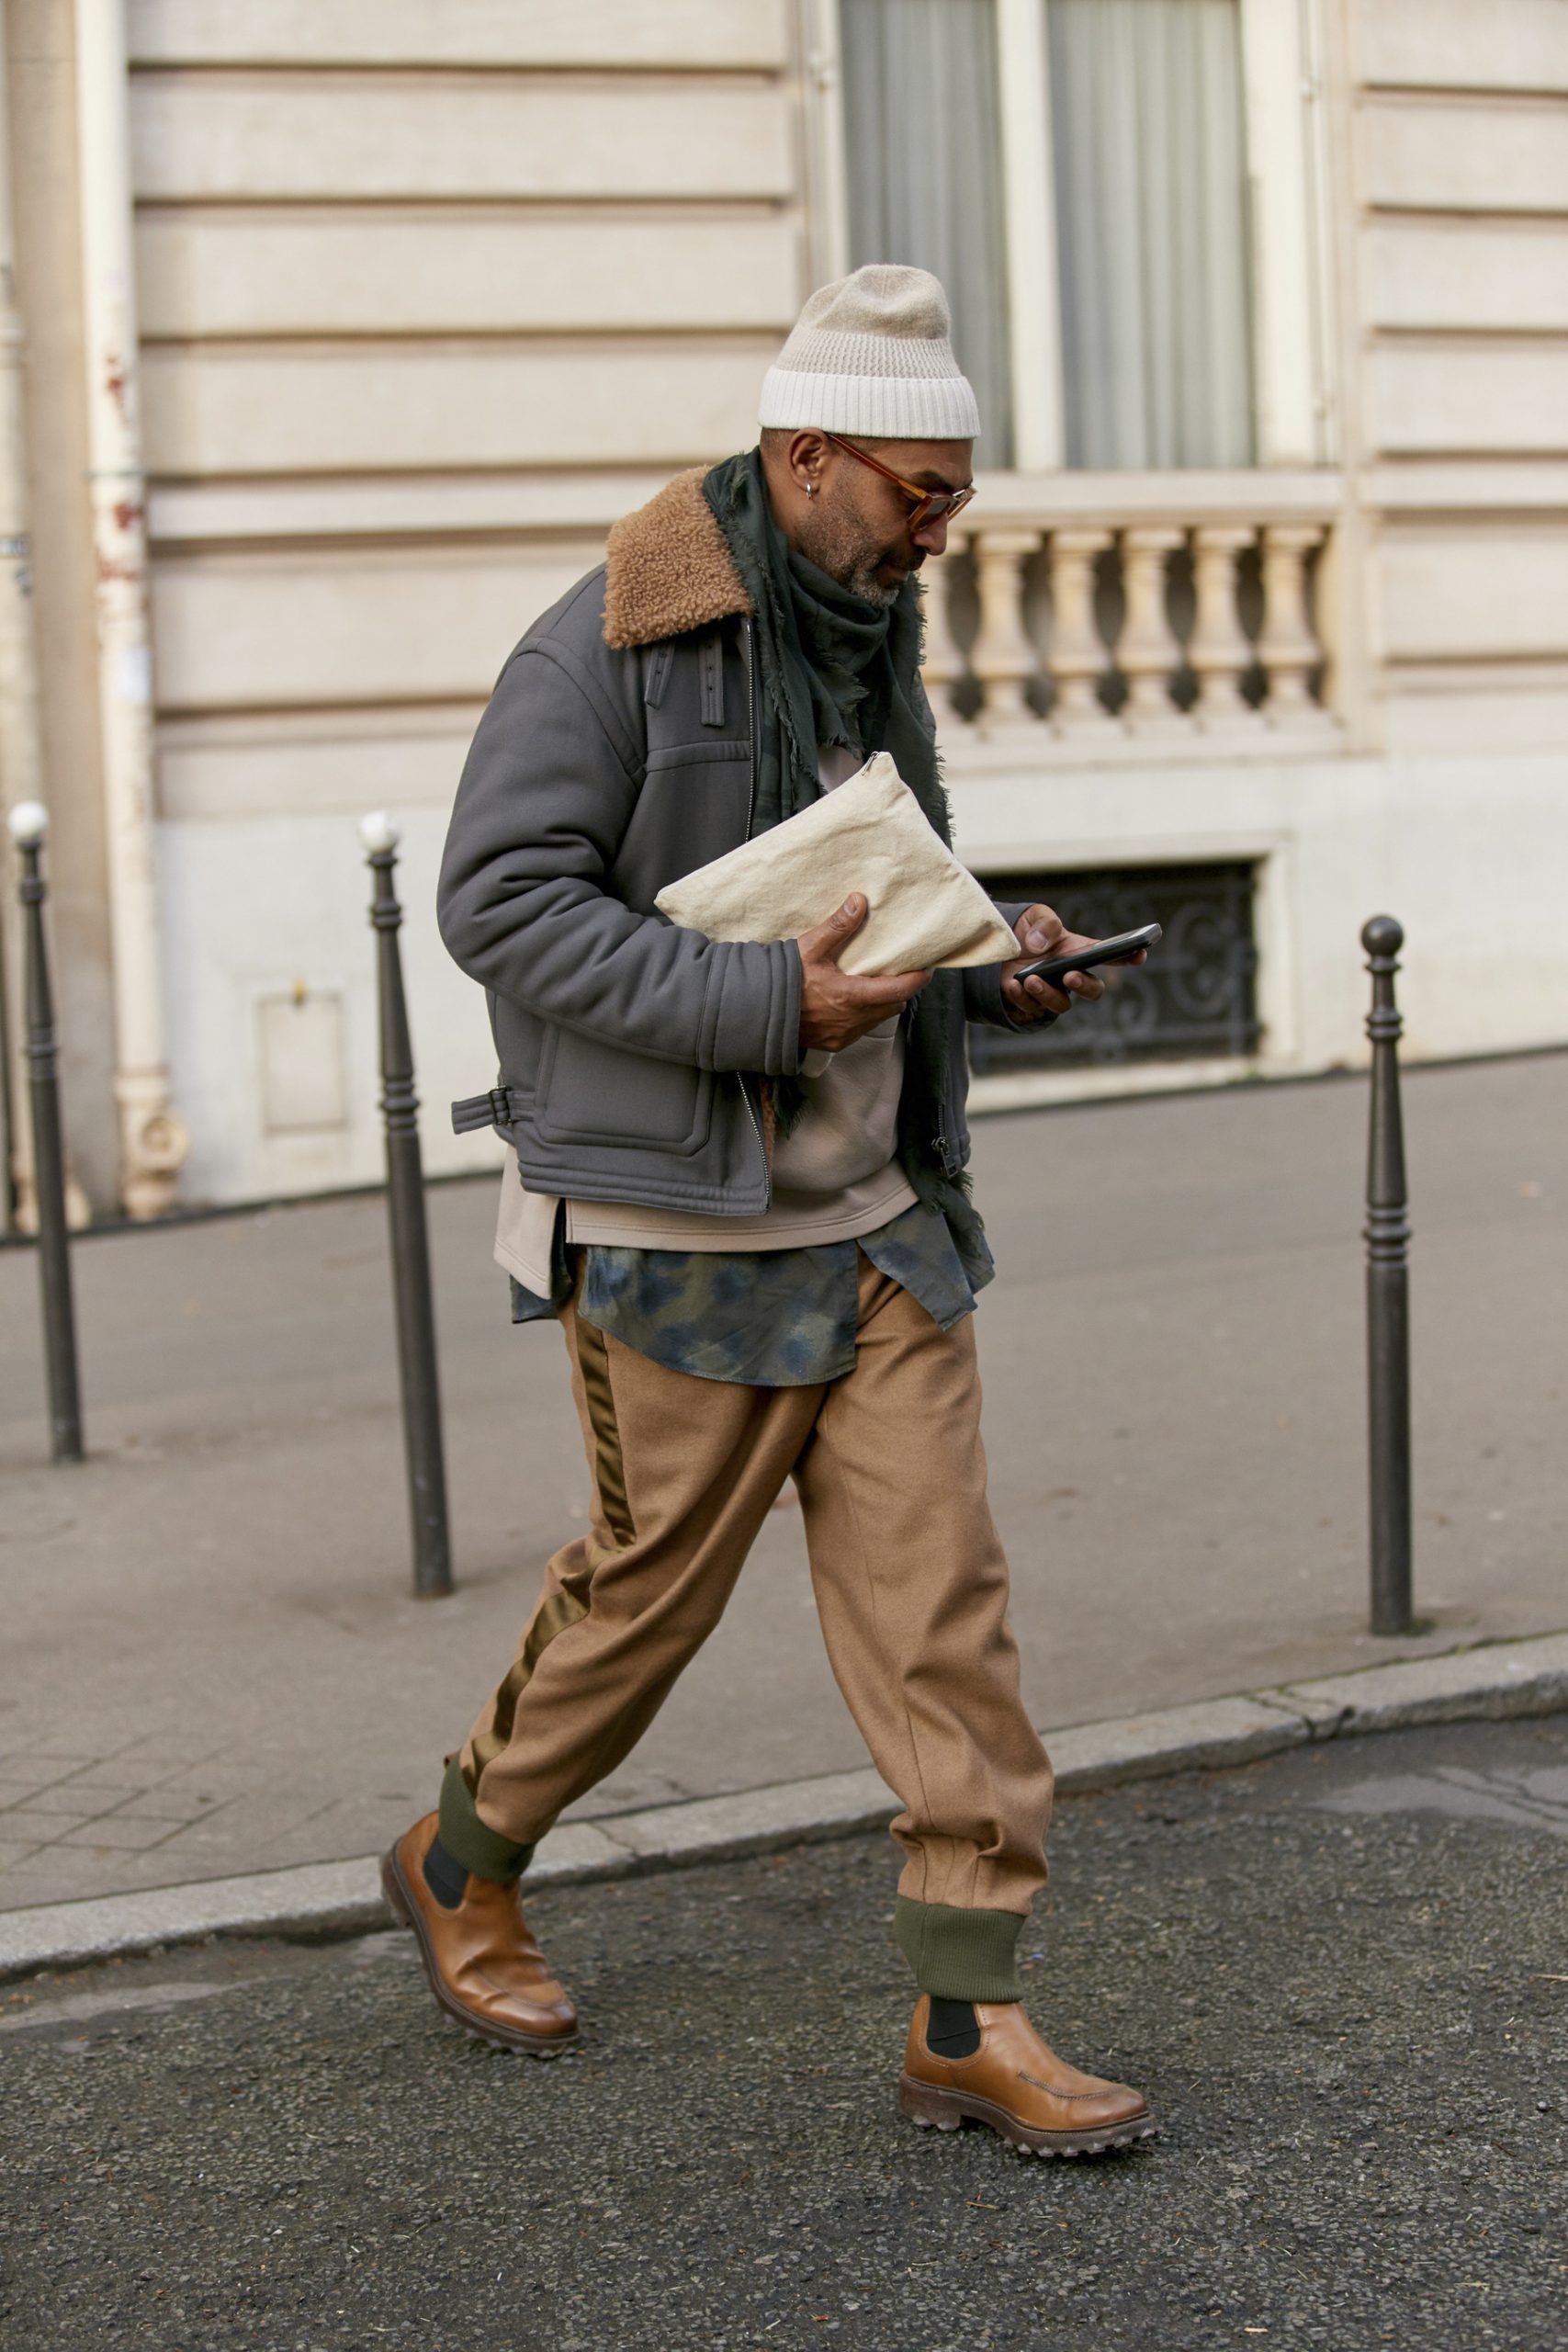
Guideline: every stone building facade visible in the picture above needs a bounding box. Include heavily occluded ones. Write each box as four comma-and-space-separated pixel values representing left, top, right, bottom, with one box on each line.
1, 0, 1565, 1220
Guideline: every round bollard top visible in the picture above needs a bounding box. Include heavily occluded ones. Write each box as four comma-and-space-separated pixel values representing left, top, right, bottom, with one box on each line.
359, 809, 400, 855
1361, 913, 1404, 958
6, 799, 48, 848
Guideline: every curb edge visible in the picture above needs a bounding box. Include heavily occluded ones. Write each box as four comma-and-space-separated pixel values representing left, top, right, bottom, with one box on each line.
4, 1629, 1565, 1985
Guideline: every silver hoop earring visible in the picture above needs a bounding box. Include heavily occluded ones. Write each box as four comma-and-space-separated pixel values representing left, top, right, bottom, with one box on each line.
805, 481, 816, 498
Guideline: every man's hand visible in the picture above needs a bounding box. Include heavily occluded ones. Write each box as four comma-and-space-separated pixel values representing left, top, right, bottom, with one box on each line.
999, 903, 1146, 1025
797, 896, 931, 1055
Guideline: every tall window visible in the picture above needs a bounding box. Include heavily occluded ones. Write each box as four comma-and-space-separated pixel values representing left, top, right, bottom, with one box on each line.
1048, 0, 1253, 467
834, 0, 1268, 472
840, 0, 1016, 461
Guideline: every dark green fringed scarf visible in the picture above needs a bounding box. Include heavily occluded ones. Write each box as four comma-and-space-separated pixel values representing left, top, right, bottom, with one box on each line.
702, 448, 987, 1275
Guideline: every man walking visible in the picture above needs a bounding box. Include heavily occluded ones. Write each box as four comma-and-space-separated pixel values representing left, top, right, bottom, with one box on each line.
383, 266, 1155, 2160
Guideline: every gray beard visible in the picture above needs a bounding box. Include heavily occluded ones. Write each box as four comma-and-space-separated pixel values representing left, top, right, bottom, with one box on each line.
843, 561, 901, 610
794, 503, 904, 610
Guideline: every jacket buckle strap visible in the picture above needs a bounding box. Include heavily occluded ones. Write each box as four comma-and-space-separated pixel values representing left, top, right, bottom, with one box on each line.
450, 1085, 516, 1136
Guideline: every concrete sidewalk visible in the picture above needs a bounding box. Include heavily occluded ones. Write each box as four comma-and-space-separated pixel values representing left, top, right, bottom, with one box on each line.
2, 1054, 1563, 1918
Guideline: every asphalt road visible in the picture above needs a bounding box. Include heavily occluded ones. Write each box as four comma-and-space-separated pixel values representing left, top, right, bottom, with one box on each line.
3, 1717, 1566, 2352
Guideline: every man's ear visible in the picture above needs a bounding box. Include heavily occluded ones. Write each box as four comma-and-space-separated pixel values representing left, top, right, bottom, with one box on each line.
786, 429, 830, 496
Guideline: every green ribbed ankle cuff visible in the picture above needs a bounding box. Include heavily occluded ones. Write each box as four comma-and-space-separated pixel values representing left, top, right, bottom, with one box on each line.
437, 1757, 534, 1883
893, 1896, 1026, 2002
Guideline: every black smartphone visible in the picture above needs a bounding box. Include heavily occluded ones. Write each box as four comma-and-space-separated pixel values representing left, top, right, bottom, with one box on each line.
1010, 922, 1162, 990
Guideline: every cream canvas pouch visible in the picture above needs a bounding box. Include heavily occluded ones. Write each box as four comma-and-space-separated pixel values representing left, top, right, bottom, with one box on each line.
653, 752, 1018, 975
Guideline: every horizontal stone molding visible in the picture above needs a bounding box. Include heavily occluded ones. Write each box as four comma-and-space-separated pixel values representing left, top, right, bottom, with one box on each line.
141, 337, 775, 475
1359, 0, 1568, 95
156, 709, 481, 821
1371, 342, 1568, 458
1362, 94, 1568, 214
130, 71, 794, 203
1381, 523, 1568, 657
1382, 678, 1568, 755
1368, 458, 1568, 512
144, 468, 1356, 551
1364, 220, 1568, 335
930, 468, 1345, 527
136, 209, 800, 341
128, 0, 792, 72
146, 470, 673, 546
150, 542, 588, 710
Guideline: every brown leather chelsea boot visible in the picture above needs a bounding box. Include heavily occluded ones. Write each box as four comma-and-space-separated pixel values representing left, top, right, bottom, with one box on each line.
380, 1813, 578, 2057
899, 1996, 1155, 2158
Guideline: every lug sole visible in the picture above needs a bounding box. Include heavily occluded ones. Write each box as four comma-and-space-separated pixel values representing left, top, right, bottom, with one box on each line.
899, 2072, 1156, 2158
379, 1846, 578, 2059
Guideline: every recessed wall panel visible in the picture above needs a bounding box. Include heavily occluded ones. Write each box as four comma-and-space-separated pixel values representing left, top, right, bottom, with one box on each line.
130, 73, 793, 203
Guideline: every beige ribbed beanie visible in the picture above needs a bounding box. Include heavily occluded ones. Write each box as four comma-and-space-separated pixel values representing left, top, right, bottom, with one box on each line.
758, 263, 980, 440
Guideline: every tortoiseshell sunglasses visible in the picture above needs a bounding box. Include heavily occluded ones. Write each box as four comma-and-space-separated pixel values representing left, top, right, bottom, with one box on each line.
821, 430, 976, 532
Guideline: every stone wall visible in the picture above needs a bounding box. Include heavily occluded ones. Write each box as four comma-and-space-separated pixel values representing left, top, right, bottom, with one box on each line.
5, 0, 1565, 1209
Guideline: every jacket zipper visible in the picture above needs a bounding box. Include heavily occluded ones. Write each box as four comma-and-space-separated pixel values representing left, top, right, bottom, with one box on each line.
739, 617, 772, 1206
742, 617, 761, 833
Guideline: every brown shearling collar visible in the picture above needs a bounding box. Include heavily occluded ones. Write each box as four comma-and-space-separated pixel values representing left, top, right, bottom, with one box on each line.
602, 467, 752, 650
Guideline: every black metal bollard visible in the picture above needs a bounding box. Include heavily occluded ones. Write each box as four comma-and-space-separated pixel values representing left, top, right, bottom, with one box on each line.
7, 801, 84, 1462
1362, 914, 1413, 1634
361, 813, 453, 1598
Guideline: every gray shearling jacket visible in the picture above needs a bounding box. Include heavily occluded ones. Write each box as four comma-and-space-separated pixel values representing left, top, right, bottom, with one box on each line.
437, 468, 1025, 1218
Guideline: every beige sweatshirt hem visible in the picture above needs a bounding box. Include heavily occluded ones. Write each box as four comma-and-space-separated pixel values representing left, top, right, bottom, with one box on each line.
493, 1159, 921, 1295
564, 1163, 919, 1252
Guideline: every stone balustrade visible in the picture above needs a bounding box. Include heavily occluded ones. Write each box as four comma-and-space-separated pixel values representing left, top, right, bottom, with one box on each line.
920, 472, 1341, 747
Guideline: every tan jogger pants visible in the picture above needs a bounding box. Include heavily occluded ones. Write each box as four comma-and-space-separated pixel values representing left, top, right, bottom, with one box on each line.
459, 1255, 1054, 1922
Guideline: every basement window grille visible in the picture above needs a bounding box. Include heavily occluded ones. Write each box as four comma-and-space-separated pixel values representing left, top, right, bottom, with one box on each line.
970, 860, 1261, 1074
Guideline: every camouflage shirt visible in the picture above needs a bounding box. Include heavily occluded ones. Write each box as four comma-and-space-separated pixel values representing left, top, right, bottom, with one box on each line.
510, 1200, 991, 1386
